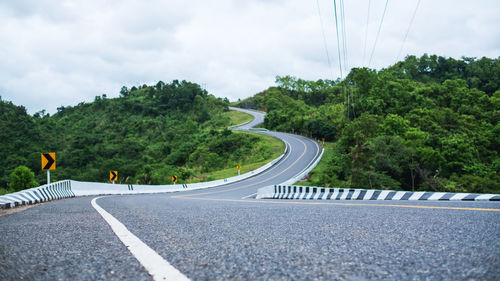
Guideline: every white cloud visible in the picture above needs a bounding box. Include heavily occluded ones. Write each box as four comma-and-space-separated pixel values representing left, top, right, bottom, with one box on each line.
0, 0, 498, 114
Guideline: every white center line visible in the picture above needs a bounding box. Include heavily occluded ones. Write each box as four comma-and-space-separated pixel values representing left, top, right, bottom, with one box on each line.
91, 196, 190, 281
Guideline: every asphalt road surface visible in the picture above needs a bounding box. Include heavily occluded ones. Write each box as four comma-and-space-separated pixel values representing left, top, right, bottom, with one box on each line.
1, 108, 499, 281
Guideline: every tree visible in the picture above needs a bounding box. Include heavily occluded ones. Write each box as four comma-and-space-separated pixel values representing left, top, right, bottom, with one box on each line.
10, 165, 39, 191
119, 86, 129, 97
382, 114, 410, 136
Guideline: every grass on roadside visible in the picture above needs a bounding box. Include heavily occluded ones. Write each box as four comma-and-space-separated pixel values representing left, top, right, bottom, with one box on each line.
224, 110, 253, 126
186, 131, 285, 183
294, 141, 345, 187
0, 188, 16, 196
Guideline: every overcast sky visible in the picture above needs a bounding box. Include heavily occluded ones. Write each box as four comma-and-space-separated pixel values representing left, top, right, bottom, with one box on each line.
1, 0, 499, 114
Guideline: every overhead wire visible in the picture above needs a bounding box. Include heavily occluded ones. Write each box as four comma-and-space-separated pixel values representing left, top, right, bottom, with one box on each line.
368, 0, 389, 68
340, 0, 348, 71
339, 0, 354, 119
333, 0, 343, 78
332, 0, 351, 119
316, 0, 335, 80
362, 0, 371, 66
396, 0, 421, 62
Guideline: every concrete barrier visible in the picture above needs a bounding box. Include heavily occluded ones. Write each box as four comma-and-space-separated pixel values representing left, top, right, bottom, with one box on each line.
0, 180, 74, 209
256, 185, 500, 201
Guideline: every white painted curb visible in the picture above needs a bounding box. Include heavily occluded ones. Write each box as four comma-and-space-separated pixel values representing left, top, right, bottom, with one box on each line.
257, 185, 500, 201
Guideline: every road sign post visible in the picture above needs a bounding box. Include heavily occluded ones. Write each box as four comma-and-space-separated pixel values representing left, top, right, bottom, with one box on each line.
172, 175, 177, 185
236, 164, 242, 176
41, 152, 56, 184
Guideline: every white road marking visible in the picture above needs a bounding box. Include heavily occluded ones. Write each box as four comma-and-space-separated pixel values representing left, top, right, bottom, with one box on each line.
241, 193, 257, 199
91, 196, 190, 281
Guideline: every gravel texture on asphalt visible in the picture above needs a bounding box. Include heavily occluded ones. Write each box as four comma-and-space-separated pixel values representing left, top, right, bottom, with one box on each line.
1, 191, 499, 280
95, 194, 500, 281
0, 197, 151, 281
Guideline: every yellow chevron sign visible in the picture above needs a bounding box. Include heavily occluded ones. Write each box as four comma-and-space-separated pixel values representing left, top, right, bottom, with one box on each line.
41, 153, 56, 170
110, 171, 118, 181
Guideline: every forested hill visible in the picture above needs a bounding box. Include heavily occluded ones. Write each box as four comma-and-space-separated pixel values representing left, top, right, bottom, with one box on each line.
0, 80, 274, 188
235, 55, 500, 194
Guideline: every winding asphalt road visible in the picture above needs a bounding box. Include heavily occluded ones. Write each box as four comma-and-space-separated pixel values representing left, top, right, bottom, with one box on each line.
1, 108, 499, 280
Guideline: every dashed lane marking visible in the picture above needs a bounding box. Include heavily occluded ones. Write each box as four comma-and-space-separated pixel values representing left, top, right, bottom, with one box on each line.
91, 196, 190, 281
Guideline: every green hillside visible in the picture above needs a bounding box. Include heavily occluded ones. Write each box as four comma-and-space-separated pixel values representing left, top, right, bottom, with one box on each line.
235, 55, 500, 194
0, 80, 281, 190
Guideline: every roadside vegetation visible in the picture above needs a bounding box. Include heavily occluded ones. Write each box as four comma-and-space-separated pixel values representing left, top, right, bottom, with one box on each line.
235, 55, 500, 194
0, 80, 283, 192
224, 110, 253, 126
186, 131, 284, 182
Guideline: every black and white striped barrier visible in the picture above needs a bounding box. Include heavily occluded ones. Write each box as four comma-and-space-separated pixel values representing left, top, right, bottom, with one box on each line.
0, 180, 74, 209
256, 185, 500, 201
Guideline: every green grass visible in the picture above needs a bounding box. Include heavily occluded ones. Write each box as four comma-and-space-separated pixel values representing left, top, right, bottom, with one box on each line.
294, 141, 337, 187
186, 131, 285, 182
224, 110, 253, 126
0, 188, 15, 196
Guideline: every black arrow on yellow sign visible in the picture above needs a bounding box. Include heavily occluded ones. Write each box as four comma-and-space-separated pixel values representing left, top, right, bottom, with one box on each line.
172, 175, 177, 183
110, 171, 118, 181
41, 153, 56, 170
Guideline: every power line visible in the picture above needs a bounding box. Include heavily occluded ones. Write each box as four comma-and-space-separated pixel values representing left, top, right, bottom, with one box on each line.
333, 0, 343, 78
340, 0, 348, 71
368, 0, 389, 68
316, 0, 334, 80
362, 0, 371, 66
397, 0, 421, 62
335, 0, 352, 120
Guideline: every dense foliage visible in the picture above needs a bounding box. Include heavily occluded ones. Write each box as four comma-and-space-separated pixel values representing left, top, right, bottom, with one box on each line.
235, 55, 500, 193
0, 80, 273, 188
10, 165, 39, 191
